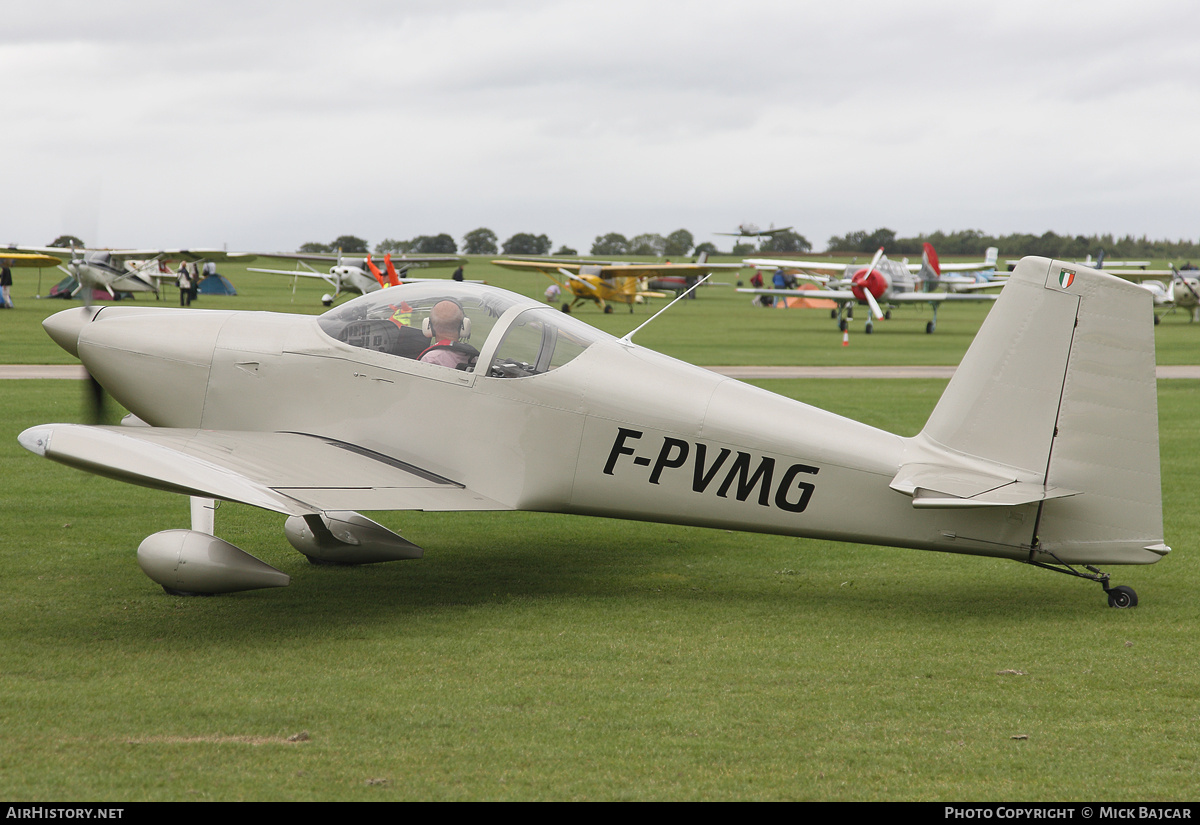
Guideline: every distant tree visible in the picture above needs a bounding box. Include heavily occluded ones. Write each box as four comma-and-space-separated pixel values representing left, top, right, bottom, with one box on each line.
826, 228, 896, 253
628, 233, 667, 256
410, 234, 458, 254
502, 233, 551, 255
49, 234, 85, 248
732, 242, 757, 256
462, 228, 498, 255
553, 245, 578, 256
758, 230, 812, 254
298, 241, 334, 253
664, 229, 694, 257
375, 238, 414, 254
591, 233, 629, 256
331, 235, 369, 253
693, 241, 718, 256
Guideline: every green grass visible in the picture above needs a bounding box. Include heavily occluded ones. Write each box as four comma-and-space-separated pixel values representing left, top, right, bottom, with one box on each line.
1, 258, 1196, 801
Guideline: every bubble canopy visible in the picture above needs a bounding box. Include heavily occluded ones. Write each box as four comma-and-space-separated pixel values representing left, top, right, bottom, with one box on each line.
316, 282, 612, 377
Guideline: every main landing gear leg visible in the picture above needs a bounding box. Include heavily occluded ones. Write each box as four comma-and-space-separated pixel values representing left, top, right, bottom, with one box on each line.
1023, 557, 1139, 608
837, 303, 851, 332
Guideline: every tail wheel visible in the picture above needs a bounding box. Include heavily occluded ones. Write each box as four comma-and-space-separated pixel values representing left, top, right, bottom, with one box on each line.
1107, 585, 1138, 608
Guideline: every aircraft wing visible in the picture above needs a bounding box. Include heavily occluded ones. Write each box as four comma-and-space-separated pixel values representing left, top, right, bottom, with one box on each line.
744, 257, 851, 273
19, 424, 511, 517
129, 250, 259, 264
737, 288, 998, 303
1098, 269, 1181, 279
255, 252, 464, 268
247, 267, 330, 279
2, 246, 257, 264
736, 287, 855, 301
933, 262, 998, 272
0, 252, 62, 267
942, 280, 1008, 292
887, 292, 999, 303
494, 259, 740, 276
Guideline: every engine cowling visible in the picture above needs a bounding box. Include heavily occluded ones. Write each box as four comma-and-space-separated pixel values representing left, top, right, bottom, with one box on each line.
137, 530, 290, 595
850, 268, 887, 302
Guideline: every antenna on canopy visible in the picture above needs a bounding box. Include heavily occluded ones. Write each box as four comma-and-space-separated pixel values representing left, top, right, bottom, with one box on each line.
619, 273, 712, 345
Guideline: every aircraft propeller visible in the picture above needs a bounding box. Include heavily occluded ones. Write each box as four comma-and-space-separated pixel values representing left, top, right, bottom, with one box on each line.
849, 247, 887, 321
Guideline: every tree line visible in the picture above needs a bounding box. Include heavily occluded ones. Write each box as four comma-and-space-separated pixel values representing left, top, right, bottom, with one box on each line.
295, 227, 812, 258
827, 228, 1200, 260
294, 227, 1200, 260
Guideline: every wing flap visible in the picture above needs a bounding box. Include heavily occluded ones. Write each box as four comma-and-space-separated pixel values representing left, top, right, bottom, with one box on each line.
19, 424, 509, 516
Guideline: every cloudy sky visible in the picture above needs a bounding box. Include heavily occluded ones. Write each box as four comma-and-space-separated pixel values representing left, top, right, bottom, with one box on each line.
3, 0, 1197, 254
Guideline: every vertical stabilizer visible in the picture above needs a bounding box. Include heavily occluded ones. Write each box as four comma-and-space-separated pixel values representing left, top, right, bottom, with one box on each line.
918, 257, 1166, 565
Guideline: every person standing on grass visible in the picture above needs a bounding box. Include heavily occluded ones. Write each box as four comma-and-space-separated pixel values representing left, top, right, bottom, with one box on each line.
1, 265, 12, 308
177, 262, 192, 307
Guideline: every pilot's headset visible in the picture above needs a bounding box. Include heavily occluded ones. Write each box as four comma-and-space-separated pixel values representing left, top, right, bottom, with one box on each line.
421, 299, 472, 341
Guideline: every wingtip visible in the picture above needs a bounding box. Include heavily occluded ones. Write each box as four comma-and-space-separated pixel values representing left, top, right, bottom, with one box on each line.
18, 426, 52, 457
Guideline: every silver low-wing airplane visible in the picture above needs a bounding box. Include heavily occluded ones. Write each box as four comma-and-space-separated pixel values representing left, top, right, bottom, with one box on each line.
2, 245, 252, 299
741, 247, 1002, 333
249, 251, 466, 306
19, 257, 1166, 607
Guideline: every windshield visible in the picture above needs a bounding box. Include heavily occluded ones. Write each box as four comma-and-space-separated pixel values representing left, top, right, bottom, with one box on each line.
487, 306, 609, 378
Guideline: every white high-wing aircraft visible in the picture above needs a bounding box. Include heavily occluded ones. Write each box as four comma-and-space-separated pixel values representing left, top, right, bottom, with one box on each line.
1106, 266, 1200, 323
19, 257, 1166, 607
2, 245, 251, 299
249, 251, 465, 305
740, 246, 1002, 333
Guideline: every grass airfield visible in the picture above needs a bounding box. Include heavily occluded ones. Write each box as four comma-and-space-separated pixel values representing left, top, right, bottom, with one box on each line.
1, 256, 1198, 801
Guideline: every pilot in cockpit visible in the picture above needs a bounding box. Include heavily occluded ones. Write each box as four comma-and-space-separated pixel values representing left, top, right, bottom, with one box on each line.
418, 300, 480, 370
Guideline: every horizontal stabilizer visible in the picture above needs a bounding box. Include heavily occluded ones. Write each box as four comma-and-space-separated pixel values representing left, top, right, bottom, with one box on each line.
890, 462, 1077, 509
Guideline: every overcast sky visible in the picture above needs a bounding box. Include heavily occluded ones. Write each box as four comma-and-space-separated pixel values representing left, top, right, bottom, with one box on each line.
3, 0, 1197, 254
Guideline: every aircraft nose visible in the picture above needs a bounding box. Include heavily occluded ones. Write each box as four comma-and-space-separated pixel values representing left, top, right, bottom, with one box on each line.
42, 306, 100, 358
78, 309, 229, 428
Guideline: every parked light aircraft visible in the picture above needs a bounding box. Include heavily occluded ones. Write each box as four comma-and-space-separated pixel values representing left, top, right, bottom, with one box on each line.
1, 245, 251, 299
492, 254, 741, 313
249, 251, 465, 306
1103, 266, 1200, 323
717, 223, 794, 238
18, 257, 1166, 607
1064, 253, 1200, 323
740, 246, 1001, 333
